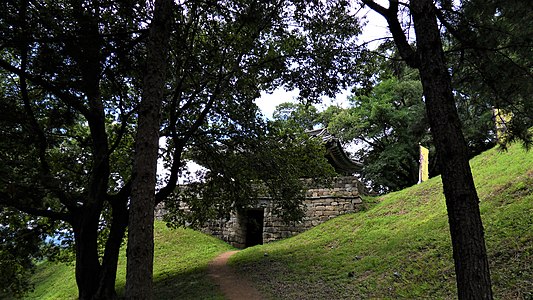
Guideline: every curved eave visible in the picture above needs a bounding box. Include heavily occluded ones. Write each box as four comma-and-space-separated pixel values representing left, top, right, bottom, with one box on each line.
325, 139, 362, 175
308, 128, 363, 174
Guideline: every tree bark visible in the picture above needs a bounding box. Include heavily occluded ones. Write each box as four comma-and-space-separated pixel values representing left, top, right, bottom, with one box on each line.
409, 0, 493, 298
73, 215, 102, 300
95, 199, 129, 299
125, 0, 173, 298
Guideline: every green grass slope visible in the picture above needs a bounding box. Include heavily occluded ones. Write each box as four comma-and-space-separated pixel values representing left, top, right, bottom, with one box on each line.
231, 144, 533, 299
23, 222, 234, 300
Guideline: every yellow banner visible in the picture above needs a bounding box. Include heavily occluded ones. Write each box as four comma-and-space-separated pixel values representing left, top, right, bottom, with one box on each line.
493, 108, 512, 143
419, 145, 429, 183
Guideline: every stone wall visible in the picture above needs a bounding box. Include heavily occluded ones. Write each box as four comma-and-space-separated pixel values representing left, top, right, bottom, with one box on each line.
200, 211, 248, 249
200, 176, 364, 248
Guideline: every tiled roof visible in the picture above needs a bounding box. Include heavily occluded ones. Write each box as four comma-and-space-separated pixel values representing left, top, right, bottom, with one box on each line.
307, 128, 362, 175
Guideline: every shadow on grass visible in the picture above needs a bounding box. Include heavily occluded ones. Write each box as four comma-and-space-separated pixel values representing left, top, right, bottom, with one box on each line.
115, 267, 225, 300
153, 267, 225, 300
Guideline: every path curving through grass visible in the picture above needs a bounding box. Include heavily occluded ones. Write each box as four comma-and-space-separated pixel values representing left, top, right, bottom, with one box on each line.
208, 251, 263, 300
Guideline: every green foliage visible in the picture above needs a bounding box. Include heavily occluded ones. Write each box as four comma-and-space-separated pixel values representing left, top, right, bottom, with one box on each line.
0, 208, 72, 298
232, 143, 533, 299
0, 210, 40, 297
324, 75, 428, 193
442, 0, 533, 148
272, 102, 319, 131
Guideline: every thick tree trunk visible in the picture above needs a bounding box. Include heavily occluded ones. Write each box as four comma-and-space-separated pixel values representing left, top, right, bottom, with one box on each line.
73, 215, 102, 300
410, 0, 493, 298
72, 180, 126, 300
125, 0, 173, 298
73, 203, 127, 300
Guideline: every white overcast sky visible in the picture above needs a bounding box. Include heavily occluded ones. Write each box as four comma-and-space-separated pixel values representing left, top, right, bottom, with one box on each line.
255, 7, 390, 119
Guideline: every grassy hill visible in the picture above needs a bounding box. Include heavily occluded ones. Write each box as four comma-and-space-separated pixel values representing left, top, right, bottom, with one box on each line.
22, 223, 234, 300
22, 143, 532, 299
231, 143, 532, 299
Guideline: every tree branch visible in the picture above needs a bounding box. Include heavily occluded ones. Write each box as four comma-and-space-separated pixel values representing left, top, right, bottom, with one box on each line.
0, 191, 72, 223
108, 109, 136, 155
18, 49, 79, 212
0, 59, 90, 116
361, 0, 419, 68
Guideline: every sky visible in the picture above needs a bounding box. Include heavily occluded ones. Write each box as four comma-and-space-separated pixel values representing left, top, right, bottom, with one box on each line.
255, 7, 389, 119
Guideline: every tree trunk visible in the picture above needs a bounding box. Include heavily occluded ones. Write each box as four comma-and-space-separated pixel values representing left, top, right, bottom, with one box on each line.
73, 215, 102, 300
95, 200, 129, 299
410, 0, 493, 298
125, 0, 173, 298
72, 8, 113, 299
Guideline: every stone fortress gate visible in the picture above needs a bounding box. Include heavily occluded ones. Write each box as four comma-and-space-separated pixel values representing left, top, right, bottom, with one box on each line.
200, 128, 366, 248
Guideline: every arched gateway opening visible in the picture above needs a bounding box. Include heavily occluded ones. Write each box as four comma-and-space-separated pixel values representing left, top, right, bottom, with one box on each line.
244, 209, 264, 247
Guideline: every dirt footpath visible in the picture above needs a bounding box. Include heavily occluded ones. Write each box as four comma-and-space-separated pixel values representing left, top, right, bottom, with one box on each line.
208, 250, 263, 300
